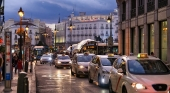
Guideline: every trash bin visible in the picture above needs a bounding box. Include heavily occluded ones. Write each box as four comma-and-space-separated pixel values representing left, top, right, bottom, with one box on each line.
17, 72, 27, 93
24, 76, 29, 93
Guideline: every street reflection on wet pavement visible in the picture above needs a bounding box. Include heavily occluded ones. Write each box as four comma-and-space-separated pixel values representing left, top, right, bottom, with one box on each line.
36, 62, 109, 93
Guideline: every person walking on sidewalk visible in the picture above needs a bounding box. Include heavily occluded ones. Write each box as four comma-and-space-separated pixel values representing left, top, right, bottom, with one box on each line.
17, 59, 23, 74
0, 53, 4, 82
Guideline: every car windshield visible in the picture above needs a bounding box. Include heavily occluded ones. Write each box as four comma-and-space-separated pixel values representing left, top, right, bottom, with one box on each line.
128, 60, 170, 75
101, 58, 117, 66
77, 55, 93, 62
58, 56, 70, 60
42, 55, 51, 57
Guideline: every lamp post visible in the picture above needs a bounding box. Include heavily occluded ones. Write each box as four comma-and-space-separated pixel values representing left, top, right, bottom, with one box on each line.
35, 33, 39, 63
43, 32, 48, 52
107, 13, 113, 53
53, 25, 58, 52
69, 18, 73, 56
18, 7, 24, 60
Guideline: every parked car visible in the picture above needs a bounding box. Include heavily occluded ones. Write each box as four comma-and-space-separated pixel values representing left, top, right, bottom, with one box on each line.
40, 54, 53, 64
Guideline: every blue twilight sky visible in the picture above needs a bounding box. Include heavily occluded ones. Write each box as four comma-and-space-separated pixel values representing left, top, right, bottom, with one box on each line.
5, 0, 117, 27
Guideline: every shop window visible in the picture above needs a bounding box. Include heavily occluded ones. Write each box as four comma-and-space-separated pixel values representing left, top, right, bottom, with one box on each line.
130, 28, 136, 53
160, 21, 167, 62
139, 26, 144, 53
148, 24, 154, 54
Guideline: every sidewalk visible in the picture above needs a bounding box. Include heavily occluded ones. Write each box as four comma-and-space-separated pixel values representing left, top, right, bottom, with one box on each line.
0, 62, 36, 93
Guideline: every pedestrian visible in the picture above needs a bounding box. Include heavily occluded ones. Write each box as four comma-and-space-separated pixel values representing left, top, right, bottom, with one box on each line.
14, 57, 18, 74
0, 53, 4, 82
17, 59, 23, 75
150, 52, 155, 56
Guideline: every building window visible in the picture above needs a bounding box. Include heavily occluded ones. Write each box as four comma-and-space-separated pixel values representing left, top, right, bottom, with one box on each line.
122, 30, 125, 55
147, 0, 155, 12
130, 28, 136, 53
158, 0, 168, 8
138, 0, 144, 15
131, 0, 136, 18
139, 26, 144, 53
15, 30, 17, 34
15, 35, 17, 40
148, 24, 154, 54
122, 1, 126, 21
160, 21, 167, 62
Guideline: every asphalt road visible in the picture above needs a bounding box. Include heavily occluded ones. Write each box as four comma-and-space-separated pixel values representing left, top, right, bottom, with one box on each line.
35, 62, 109, 93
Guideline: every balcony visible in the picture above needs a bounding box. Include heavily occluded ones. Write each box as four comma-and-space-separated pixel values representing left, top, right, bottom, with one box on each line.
100, 26, 104, 29
122, 13, 126, 21
67, 34, 71, 37
81, 27, 84, 30
81, 34, 84, 36
105, 34, 109, 36
89, 27, 92, 29
85, 34, 88, 36
158, 0, 168, 8
73, 28, 76, 30
105, 26, 109, 29
147, 1, 155, 12
138, 5, 144, 15
77, 27, 80, 30
93, 26, 97, 29
77, 34, 79, 36
131, 8, 136, 18
85, 27, 88, 29
73, 34, 76, 37
89, 34, 92, 36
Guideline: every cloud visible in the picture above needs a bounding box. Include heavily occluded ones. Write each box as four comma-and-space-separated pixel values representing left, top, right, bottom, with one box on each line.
4, 0, 117, 24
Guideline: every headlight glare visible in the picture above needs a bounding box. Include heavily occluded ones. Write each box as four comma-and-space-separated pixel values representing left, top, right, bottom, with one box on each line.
132, 83, 146, 90
79, 65, 84, 68
49, 58, 52, 60
58, 61, 61, 63
69, 61, 72, 63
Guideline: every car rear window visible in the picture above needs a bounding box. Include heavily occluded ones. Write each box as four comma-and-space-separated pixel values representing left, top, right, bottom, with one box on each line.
77, 55, 93, 62
101, 58, 117, 66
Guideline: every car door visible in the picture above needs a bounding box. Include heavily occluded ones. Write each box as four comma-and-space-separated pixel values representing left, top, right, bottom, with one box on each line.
110, 58, 122, 92
94, 57, 101, 81
72, 55, 77, 73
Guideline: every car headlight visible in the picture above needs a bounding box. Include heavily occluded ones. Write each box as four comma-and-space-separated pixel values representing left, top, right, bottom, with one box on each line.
79, 65, 84, 68
49, 58, 52, 60
131, 83, 146, 90
102, 70, 109, 74
57, 61, 61, 63
69, 61, 72, 63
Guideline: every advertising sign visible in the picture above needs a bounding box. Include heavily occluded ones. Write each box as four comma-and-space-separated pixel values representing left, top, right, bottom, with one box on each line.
5, 32, 12, 80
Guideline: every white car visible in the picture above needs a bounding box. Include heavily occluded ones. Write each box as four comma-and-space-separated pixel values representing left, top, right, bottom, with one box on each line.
71, 53, 94, 77
88, 54, 121, 87
55, 54, 72, 68
109, 53, 170, 93
40, 54, 53, 64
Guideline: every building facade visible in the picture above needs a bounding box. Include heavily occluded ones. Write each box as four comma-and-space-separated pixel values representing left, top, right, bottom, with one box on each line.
116, 0, 170, 63
55, 10, 119, 50
1, 18, 47, 52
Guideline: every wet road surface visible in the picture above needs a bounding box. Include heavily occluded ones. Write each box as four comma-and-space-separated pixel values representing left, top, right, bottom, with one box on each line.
35, 62, 109, 93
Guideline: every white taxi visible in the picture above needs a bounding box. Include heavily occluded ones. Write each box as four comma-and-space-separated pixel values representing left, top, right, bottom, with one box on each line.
71, 52, 94, 77
109, 53, 170, 93
88, 54, 121, 87
55, 54, 72, 68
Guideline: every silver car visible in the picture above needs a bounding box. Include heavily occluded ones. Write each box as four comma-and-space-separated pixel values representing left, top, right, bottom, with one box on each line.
40, 54, 53, 64
71, 53, 95, 77
55, 54, 72, 68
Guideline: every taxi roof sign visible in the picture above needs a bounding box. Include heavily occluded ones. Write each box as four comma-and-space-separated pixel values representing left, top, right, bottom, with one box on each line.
137, 53, 148, 58
108, 53, 114, 57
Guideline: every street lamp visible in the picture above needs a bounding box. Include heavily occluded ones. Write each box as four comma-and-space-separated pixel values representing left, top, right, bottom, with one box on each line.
35, 33, 39, 63
69, 18, 74, 56
53, 25, 58, 52
107, 12, 113, 53
17, 7, 24, 60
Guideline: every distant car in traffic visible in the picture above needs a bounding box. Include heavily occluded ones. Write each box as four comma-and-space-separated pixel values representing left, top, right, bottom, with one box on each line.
71, 52, 95, 77
40, 54, 53, 64
109, 53, 170, 93
88, 54, 121, 87
55, 54, 72, 68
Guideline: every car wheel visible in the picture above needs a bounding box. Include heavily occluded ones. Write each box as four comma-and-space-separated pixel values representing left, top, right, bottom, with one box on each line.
122, 86, 127, 93
88, 72, 93, 83
98, 75, 102, 87
76, 70, 79, 77
109, 80, 115, 93
71, 68, 74, 75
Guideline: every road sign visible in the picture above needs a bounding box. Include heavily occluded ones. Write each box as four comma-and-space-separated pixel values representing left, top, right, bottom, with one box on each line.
108, 36, 113, 47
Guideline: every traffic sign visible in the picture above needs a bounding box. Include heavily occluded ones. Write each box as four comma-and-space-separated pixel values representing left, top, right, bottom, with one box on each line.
108, 36, 113, 47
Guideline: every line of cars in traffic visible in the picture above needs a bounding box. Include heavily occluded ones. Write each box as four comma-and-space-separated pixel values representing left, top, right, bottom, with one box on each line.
39, 52, 170, 93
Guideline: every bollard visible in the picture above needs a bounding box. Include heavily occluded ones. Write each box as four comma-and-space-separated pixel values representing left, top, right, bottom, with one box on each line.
17, 72, 27, 93
25, 60, 29, 72
24, 76, 29, 93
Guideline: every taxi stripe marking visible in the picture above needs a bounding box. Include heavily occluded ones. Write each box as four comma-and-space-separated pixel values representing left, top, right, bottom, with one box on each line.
115, 76, 122, 91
